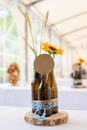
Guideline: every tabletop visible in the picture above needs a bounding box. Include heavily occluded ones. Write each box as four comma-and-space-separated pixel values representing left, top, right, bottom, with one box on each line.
0, 106, 87, 130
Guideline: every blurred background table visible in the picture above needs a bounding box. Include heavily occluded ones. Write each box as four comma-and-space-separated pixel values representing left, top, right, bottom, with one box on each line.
0, 79, 87, 110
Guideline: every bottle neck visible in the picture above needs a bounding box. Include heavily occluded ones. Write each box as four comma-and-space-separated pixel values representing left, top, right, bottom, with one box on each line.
41, 74, 48, 83
48, 70, 56, 88
34, 71, 41, 78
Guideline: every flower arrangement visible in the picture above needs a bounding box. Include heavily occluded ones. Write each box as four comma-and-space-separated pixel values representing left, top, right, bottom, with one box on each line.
42, 42, 63, 57
18, 7, 63, 58
7, 62, 20, 85
18, 8, 69, 126
78, 58, 85, 64
78, 58, 87, 65
18, 7, 48, 57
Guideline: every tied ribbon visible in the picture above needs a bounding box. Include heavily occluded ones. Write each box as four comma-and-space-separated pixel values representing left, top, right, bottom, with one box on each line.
29, 101, 53, 124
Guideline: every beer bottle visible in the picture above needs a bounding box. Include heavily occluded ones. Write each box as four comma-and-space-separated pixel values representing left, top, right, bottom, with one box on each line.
48, 71, 58, 114
73, 63, 82, 86
38, 74, 52, 117
77, 63, 82, 85
78, 63, 82, 79
31, 71, 41, 113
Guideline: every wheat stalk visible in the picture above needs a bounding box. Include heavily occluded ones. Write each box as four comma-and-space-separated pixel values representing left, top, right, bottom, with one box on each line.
44, 11, 49, 32
18, 7, 36, 56
22, 34, 37, 57
18, 7, 49, 56
25, 14, 35, 52
40, 11, 49, 53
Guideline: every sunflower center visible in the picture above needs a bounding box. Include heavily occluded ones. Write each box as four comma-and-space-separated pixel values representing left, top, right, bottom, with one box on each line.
49, 46, 57, 51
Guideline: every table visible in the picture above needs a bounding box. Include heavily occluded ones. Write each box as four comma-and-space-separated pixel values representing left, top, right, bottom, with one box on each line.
0, 83, 31, 107
58, 85, 87, 110
0, 106, 87, 130
0, 80, 87, 110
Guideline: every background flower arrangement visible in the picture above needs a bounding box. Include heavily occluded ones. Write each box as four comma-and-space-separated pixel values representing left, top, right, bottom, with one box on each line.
78, 58, 87, 65
7, 62, 20, 85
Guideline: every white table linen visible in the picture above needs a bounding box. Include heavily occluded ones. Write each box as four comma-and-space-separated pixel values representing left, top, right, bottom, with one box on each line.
0, 106, 87, 130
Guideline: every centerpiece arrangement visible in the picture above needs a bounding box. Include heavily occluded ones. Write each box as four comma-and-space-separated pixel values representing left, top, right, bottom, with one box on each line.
71, 58, 86, 88
19, 8, 68, 126
78, 58, 87, 79
7, 62, 20, 86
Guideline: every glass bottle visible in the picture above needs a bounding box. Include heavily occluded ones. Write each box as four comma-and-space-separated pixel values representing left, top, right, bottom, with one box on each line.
38, 74, 52, 117
31, 71, 41, 113
73, 63, 82, 86
48, 70, 58, 114
78, 63, 82, 79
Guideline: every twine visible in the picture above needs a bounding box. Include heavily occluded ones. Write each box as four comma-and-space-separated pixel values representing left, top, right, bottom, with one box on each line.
29, 101, 53, 124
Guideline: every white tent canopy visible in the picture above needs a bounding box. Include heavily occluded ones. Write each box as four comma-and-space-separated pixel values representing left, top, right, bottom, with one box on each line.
21, 0, 87, 48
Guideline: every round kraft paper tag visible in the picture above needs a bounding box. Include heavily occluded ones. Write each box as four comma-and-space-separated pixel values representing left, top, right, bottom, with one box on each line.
34, 54, 54, 74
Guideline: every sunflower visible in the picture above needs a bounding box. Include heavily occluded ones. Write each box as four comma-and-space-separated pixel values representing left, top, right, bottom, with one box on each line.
42, 42, 63, 55
78, 58, 85, 64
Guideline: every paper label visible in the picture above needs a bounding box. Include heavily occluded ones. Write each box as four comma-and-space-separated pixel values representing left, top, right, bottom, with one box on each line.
74, 79, 82, 84
52, 98, 58, 107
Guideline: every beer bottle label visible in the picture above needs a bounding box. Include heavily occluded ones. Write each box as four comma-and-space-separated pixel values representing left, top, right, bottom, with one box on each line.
52, 98, 58, 107
51, 98, 58, 114
74, 79, 82, 85
32, 100, 53, 108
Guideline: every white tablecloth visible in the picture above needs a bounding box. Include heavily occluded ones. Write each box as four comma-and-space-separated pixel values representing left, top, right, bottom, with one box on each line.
58, 85, 87, 110
0, 106, 87, 130
0, 83, 31, 107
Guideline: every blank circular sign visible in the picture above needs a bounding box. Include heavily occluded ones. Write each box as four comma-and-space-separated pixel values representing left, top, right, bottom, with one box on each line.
34, 54, 54, 74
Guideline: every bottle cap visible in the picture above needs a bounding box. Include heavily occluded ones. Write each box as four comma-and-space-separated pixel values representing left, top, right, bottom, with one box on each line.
34, 54, 54, 75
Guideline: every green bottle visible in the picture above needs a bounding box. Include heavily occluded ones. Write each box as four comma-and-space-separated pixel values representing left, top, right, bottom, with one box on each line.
48, 71, 58, 114
38, 74, 52, 117
31, 71, 41, 113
